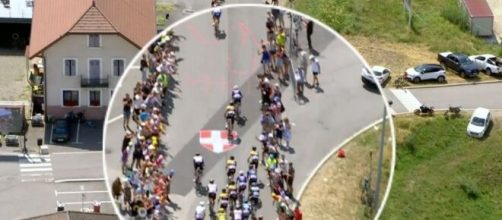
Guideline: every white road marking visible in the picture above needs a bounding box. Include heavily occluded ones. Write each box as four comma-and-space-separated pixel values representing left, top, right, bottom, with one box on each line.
106, 114, 123, 124
72, 120, 81, 144
49, 123, 54, 144
130, 65, 141, 69
51, 151, 101, 155
62, 201, 113, 205
55, 190, 108, 195
19, 163, 51, 168
20, 167, 53, 172
18, 153, 54, 182
389, 89, 422, 112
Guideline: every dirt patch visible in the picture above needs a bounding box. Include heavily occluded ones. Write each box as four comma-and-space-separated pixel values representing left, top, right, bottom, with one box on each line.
346, 35, 501, 86
0, 52, 30, 101
300, 125, 392, 219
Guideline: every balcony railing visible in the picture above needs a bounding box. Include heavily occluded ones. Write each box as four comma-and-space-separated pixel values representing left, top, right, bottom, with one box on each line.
80, 75, 109, 88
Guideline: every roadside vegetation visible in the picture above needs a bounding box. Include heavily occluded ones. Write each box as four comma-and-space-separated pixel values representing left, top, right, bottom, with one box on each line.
156, 2, 173, 29
295, 0, 502, 85
381, 112, 502, 219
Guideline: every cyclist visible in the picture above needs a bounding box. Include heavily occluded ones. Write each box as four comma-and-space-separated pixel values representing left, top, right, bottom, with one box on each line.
233, 205, 243, 220
218, 189, 229, 210
226, 156, 237, 180
249, 182, 260, 208
211, 2, 222, 30
247, 146, 260, 169
195, 201, 206, 220
224, 102, 237, 137
208, 179, 218, 208
227, 181, 238, 209
242, 199, 251, 219
236, 171, 247, 194
231, 85, 243, 117
193, 153, 204, 184
247, 165, 258, 187
216, 208, 227, 220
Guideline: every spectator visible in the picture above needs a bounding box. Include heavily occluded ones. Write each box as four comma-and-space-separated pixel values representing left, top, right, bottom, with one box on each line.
305, 19, 314, 49
123, 93, 133, 130
310, 55, 321, 87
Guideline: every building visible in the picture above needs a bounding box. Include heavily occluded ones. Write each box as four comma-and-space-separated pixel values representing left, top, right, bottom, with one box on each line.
26, 0, 156, 120
462, 0, 494, 37
0, 0, 33, 48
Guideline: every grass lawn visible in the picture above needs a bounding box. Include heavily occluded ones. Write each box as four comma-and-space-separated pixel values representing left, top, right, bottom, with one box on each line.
294, 0, 502, 86
381, 112, 502, 219
300, 122, 392, 219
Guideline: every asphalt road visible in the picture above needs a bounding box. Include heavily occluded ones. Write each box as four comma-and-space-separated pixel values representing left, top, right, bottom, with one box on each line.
0, 123, 113, 219
105, 5, 386, 219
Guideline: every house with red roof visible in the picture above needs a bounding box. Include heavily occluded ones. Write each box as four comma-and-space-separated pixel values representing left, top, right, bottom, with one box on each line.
26, 0, 156, 120
462, 0, 494, 37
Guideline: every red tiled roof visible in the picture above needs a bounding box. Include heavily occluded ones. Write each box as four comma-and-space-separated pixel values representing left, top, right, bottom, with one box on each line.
28, 0, 156, 58
464, 0, 493, 17
69, 7, 117, 33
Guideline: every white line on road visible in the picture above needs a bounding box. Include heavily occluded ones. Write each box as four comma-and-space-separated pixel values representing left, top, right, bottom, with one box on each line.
21, 173, 53, 177
54, 178, 105, 183
49, 123, 53, 144
72, 120, 81, 144
389, 89, 422, 112
21, 177, 54, 183
51, 151, 102, 155
20, 167, 53, 172
55, 190, 108, 195
62, 201, 113, 205
106, 114, 123, 124
19, 163, 51, 168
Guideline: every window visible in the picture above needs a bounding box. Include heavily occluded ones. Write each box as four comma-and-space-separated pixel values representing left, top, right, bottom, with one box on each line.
62, 90, 79, 107
89, 90, 101, 107
112, 59, 125, 76
64, 59, 77, 76
88, 34, 100, 47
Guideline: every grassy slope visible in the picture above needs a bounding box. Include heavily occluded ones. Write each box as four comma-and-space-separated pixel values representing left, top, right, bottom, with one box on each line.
295, 0, 502, 56
381, 115, 502, 219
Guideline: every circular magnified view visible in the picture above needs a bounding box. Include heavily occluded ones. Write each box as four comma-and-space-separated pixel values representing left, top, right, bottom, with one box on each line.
104, 4, 392, 220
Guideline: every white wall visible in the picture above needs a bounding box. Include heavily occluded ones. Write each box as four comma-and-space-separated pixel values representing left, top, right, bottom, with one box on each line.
44, 34, 138, 108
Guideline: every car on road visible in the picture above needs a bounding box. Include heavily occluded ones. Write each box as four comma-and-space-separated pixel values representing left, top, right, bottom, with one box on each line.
404, 64, 446, 83
467, 107, 491, 138
5, 134, 19, 146
437, 52, 479, 78
361, 66, 391, 86
31, 113, 44, 127
469, 54, 502, 75
52, 119, 70, 143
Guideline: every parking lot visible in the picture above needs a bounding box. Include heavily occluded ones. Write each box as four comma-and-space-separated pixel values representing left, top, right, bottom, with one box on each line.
44, 120, 103, 152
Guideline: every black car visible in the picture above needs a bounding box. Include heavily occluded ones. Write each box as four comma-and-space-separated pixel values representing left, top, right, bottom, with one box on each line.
438, 52, 479, 78
52, 119, 70, 142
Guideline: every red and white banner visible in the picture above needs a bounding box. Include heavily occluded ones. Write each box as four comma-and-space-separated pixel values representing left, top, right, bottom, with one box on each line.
199, 130, 238, 154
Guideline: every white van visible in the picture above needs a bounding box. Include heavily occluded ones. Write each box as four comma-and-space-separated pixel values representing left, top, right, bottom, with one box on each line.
467, 107, 491, 138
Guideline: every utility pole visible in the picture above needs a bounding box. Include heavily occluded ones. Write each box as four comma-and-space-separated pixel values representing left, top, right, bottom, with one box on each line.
373, 101, 392, 212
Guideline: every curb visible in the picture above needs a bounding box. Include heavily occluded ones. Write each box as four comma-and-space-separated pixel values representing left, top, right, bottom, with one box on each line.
398, 79, 502, 90
296, 118, 384, 200
54, 178, 105, 184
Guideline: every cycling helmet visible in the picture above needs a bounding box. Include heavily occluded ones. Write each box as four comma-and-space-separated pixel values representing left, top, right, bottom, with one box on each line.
230, 156, 235, 160
209, 179, 214, 183
233, 85, 239, 90
239, 170, 244, 175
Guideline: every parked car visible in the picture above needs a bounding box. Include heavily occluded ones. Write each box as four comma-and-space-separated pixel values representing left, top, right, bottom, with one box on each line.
361, 66, 391, 86
469, 54, 502, 75
467, 107, 491, 138
438, 52, 479, 78
404, 64, 446, 83
31, 113, 44, 127
52, 119, 70, 143
5, 135, 19, 146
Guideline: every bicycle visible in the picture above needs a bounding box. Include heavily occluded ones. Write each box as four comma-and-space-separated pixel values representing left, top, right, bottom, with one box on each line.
194, 167, 203, 188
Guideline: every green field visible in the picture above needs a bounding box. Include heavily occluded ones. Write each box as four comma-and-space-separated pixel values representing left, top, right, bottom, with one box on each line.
295, 0, 502, 56
380, 114, 502, 219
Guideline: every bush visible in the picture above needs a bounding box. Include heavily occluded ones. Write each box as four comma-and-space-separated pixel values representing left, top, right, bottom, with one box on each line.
441, 3, 469, 32
457, 176, 481, 199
